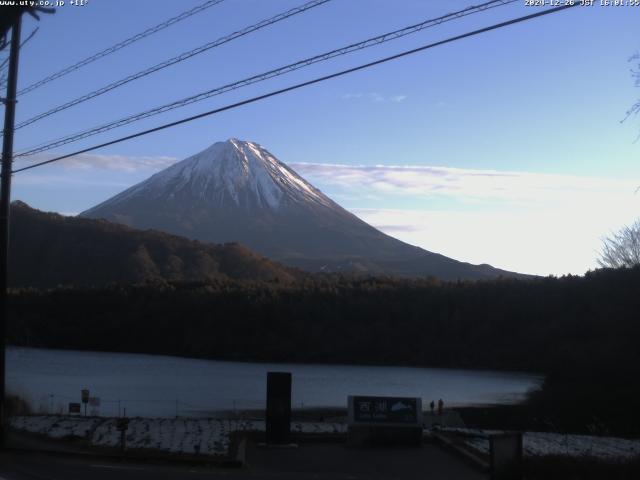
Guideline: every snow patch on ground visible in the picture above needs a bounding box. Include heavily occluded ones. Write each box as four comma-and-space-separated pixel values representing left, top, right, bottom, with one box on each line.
13, 416, 638, 461
10, 416, 102, 439
90, 418, 231, 456
9, 416, 347, 457
439, 427, 640, 461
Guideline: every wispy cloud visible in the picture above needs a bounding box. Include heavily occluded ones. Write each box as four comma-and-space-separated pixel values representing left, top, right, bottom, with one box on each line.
348, 206, 640, 277
341, 93, 364, 100
17, 153, 178, 173
13, 173, 134, 188
289, 162, 639, 206
289, 162, 640, 275
373, 224, 422, 233
341, 92, 408, 103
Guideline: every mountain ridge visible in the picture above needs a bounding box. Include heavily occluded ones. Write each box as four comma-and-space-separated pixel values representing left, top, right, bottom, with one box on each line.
9, 200, 300, 288
81, 139, 526, 281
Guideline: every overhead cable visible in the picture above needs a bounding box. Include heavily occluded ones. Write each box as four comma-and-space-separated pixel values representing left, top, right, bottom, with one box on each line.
11, 0, 331, 131
15, 0, 516, 157
17, 0, 227, 96
11, 3, 579, 175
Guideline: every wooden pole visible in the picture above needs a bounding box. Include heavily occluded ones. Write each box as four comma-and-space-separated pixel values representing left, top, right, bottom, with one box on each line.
0, 12, 22, 449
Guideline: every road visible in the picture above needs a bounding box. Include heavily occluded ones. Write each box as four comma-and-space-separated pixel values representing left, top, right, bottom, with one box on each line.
0, 443, 488, 480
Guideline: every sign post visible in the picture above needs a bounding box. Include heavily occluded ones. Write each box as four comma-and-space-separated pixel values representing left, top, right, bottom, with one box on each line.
116, 417, 130, 453
489, 432, 523, 480
347, 395, 423, 446
88, 396, 100, 416
81, 389, 89, 416
265, 372, 292, 445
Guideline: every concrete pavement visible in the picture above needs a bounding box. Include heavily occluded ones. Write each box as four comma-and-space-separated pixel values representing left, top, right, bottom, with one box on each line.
0, 442, 488, 480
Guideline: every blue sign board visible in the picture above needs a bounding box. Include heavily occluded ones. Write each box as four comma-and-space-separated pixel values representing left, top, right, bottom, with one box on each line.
348, 395, 422, 427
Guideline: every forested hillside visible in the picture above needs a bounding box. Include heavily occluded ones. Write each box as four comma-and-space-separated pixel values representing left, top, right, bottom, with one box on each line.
8, 267, 639, 375
9, 201, 300, 287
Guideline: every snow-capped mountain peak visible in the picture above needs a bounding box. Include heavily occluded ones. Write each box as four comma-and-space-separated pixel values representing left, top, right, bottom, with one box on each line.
80, 139, 521, 280
107, 138, 331, 211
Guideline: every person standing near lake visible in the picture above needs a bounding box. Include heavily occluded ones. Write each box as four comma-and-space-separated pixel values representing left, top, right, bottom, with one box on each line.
438, 398, 444, 416
429, 400, 435, 415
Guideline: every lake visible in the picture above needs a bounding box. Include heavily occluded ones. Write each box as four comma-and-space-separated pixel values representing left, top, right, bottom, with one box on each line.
7, 346, 543, 418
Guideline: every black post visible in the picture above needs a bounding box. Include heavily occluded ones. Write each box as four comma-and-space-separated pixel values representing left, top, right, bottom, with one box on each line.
265, 372, 291, 445
116, 416, 130, 453
0, 12, 22, 449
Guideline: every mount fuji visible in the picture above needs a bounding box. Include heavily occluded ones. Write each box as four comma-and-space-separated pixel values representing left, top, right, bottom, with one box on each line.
80, 139, 519, 280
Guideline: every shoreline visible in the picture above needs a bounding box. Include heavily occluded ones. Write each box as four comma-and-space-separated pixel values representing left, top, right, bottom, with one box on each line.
6, 344, 546, 377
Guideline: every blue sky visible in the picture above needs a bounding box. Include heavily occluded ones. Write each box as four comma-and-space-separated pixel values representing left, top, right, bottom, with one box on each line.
6, 0, 640, 275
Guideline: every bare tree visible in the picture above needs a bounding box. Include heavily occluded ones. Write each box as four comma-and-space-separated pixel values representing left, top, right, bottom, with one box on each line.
598, 219, 640, 268
603, 55, 640, 269
624, 53, 640, 129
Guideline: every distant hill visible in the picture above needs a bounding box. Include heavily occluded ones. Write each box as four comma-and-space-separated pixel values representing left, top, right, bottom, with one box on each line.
81, 138, 525, 281
9, 201, 299, 288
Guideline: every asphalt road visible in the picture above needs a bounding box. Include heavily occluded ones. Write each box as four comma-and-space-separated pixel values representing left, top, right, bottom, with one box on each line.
0, 444, 488, 480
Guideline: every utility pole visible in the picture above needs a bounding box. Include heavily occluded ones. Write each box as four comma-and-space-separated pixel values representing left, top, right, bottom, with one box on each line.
0, 11, 22, 449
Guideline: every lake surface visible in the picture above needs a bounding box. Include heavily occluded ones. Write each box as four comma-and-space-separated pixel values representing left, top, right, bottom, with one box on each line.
7, 347, 543, 418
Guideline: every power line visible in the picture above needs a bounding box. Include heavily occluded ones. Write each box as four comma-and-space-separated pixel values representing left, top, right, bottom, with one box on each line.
0, 27, 38, 71
15, 0, 517, 158
0, 27, 38, 89
16, 0, 227, 96
11, 3, 579, 175
11, 0, 331, 131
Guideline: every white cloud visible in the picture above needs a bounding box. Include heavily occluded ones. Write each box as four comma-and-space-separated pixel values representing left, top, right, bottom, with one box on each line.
17, 153, 178, 173
350, 207, 638, 277
341, 93, 364, 100
290, 163, 639, 206
13, 173, 133, 188
289, 162, 640, 276
341, 92, 408, 103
